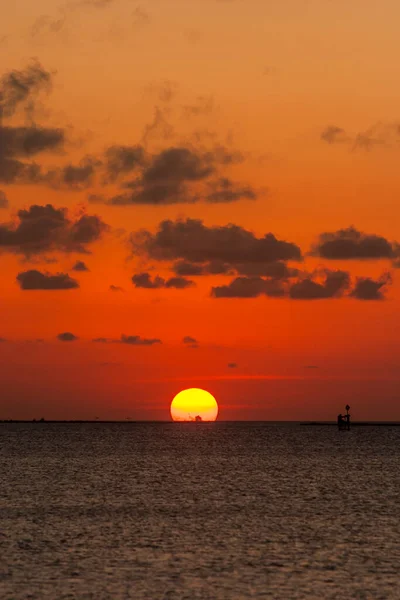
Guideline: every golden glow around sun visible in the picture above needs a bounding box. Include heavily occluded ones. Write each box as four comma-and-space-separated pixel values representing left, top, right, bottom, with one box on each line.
170, 388, 219, 422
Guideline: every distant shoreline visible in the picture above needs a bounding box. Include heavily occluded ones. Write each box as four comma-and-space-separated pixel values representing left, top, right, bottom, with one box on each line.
1, 420, 400, 426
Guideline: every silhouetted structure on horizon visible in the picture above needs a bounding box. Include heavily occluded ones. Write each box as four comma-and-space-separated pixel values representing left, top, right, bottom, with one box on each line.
338, 405, 351, 431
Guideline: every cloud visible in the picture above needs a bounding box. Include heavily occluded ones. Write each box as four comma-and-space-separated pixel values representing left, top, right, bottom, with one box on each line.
105, 146, 254, 205
0, 157, 41, 185
0, 204, 108, 256
212, 276, 286, 298
17, 270, 79, 290
205, 177, 257, 203
0, 63, 78, 187
43, 156, 99, 190
132, 272, 165, 289
321, 126, 347, 144
234, 261, 299, 278
165, 276, 194, 289
350, 272, 392, 300
173, 260, 206, 276
182, 335, 199, 348
312, 227, 396, 260
172, 259, 233, 276
182, 95, 215, 118
228, 362, 237, 368
57, 332, 78, 341
109, 284, 124, 292
109, 146, 214, 205
321, 122, 400, 150
120, 334, 162, 346
0, 190, 8, 208
289, 269, 350, 299
132, 219, 302, 267
72, 260, 89, 272
92, 333, 161, 345
132, 272, 195, 289
0, 126, 64, 158
0, 60, 52, 120
210, 268, 393, 301
0, 126, 65, 184
103, 145, 145, 182
31, 15, 66, 38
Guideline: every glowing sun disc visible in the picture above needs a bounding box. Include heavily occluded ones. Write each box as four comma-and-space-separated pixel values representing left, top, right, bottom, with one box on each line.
170, 388, 218, 422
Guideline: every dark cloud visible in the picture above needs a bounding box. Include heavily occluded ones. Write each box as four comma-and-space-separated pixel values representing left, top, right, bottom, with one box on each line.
289, 270, 350, 300
72, 260, 89, 272
132, 272, 165, 289
183, 335, 199, 348
0, 61, 52, 120
165, 276, 194, 289
120, 334, 162, 346
105, 146, 253, 205
321, 126, 347, 144
103, 145, 145, 182
0, 126, 65, 184
110, 146, 214, 205
57, 332, 78, 342
321, 123, 400, 150
206, 260, 233, 275
0, 126, 64, 158
352, 124, 400, 151
172, 259, 232, 276
0, 190, 8, 208
132, 272, 195, 289
92, 333, 161, 345
109, 285, 124, 292
350, 273, 392, 300
43, 157, 98, 190
212, 276, 286, 299
0, 63, 74, 186
205, 178, 256, 203
173, 260, 205, 276
133, 218, 302, 266
31, 15, 66, 38
211, 268, 393, 301
313, 227, 396, 260
0, 157, 41, 185
69, 214, 107, 247
0, 204, 108, 256
17, 270, 79, 290
234, 261, 299, 278
228, 362, 237, 368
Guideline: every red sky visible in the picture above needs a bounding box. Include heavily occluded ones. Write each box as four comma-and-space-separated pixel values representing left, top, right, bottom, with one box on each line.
0, 0, 399, 420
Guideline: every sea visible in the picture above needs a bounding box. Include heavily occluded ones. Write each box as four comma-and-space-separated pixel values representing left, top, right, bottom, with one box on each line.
1, 422, 400, 599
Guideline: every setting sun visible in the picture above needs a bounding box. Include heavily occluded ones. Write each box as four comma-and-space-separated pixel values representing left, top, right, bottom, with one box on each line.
170, 389, 219, 422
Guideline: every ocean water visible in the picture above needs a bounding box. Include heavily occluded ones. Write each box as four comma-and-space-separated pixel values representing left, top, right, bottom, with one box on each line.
1, 423, 400, 599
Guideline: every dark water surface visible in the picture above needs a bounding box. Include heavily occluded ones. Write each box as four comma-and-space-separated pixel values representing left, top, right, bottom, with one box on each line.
1, 423, 400, 599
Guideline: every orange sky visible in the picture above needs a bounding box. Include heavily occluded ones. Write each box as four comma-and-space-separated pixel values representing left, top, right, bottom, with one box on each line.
0, 0, 399, 420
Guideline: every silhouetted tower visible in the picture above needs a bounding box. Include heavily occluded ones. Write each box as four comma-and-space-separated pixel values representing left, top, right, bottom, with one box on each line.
345, 404, 351, 430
